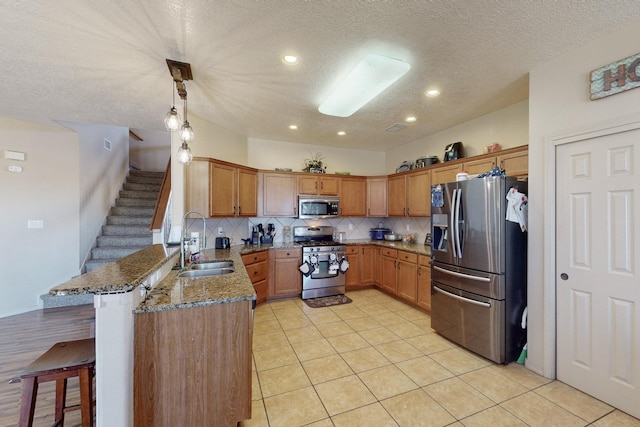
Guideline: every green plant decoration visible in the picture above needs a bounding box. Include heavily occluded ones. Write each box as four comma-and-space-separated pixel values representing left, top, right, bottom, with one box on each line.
303, 152, 326, 173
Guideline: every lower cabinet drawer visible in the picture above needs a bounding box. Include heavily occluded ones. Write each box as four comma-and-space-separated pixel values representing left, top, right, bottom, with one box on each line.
254, 279, 268, 304
245, 261, 267, 283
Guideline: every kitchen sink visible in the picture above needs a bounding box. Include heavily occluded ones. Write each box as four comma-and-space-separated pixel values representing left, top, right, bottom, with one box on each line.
191, 261, 234, 270
177, 267, 235, 278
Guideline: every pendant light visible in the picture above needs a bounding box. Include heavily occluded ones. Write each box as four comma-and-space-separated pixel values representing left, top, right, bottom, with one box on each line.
164, 59, 195, 165
179, 93, 195, 143
164, 81, 182, 131
176, 141, 193, 165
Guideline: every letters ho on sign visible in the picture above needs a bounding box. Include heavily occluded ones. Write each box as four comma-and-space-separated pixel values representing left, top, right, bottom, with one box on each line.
590, 52, 640, 100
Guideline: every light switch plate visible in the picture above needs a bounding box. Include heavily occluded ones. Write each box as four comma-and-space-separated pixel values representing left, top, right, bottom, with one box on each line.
28, 220, 44, 229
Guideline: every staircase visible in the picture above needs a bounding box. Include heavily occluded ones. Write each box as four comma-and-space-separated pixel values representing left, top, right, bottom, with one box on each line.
41, 170, 164, 308
85, 170, 163, 272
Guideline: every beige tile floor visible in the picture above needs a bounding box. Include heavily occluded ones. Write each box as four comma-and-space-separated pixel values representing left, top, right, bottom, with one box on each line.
241, 288, 640, 427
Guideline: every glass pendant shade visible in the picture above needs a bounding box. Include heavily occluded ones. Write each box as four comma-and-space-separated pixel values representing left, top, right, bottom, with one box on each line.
180, 120, 195, 142
164, 106, 181, 131
176, 142, 193, 165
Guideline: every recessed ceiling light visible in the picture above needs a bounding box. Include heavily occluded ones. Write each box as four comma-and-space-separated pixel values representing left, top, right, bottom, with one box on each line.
283, 55, 299, 65
318, 53, 411, 117
289, 124, 298, 130
426, 89, 440, 97
405, 116, 417, 122
337, 131, 346, 136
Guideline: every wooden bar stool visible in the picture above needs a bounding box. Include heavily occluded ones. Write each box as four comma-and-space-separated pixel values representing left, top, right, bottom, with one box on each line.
10, 338, 95, 427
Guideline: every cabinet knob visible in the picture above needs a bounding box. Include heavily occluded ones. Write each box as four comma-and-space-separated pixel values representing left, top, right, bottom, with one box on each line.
286, 252, 290, 256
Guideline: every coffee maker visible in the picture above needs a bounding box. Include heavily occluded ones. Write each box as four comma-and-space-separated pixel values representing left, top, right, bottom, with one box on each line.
443, 142, 463, 162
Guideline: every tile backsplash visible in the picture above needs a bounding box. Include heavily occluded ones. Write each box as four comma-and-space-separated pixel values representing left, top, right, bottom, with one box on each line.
182, 216, 432, 248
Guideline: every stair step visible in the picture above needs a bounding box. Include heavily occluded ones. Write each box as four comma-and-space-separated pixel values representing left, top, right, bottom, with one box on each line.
110, 206, 155, 217
97, 235, 153, 247
102, 224, 151, 236
107, 216, 151, 226
119, 190, 159, 199
91, 246, 146, 260
130, 170, 165, 179
126, 175, 164, 185
116, 198, 157, 208
123, 182, 162, 192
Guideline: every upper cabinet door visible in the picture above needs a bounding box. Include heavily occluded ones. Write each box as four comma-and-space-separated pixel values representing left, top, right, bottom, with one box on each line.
299, 175, 340, 195
210, 162, 236, 217
184, 158, 211, 216
259, 172, 298, 217
237, 168, 257, 217
366, 177, 388, 217
340, 177, 366, 216
387, 175, 406, 216
406, 169, 431, 217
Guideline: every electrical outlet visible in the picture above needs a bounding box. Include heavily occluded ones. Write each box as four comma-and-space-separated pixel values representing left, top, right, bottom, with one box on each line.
218, 227, 223, 235
406, 224, 410, 231
349, 223, 353, 230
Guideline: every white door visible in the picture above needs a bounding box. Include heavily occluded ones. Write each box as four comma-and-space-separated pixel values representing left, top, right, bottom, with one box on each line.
556, 131, 639, 418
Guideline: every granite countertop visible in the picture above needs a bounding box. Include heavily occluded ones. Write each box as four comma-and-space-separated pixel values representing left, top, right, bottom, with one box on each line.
49, 244, 179, 296
135, 247, 256, 313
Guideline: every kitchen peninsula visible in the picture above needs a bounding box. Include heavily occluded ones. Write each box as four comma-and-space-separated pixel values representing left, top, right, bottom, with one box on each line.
48, 244, 256, 427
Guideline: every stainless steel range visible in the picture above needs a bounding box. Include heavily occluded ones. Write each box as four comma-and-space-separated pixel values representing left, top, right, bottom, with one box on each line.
294, 226, 347, 299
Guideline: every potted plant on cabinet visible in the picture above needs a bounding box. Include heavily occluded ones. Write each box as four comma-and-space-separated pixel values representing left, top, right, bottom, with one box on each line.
303, 152, 326, 173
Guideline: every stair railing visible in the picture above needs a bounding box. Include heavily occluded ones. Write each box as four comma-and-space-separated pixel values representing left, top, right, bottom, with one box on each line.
150, 159, 171, 233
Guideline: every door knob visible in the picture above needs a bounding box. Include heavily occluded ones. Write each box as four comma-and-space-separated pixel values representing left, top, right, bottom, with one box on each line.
560, 273, 569, 280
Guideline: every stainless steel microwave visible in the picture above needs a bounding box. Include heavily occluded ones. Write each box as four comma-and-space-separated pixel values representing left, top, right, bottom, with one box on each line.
298, 196, 340, 219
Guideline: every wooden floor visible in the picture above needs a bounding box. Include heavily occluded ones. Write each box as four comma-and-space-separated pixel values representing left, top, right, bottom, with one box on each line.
0, 304, 95, 427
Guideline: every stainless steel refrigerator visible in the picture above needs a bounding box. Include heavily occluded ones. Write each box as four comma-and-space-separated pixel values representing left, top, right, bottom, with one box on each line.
430, 176, 527, 364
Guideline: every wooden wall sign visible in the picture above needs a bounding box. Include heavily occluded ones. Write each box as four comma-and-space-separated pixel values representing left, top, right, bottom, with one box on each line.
590, 52, 640, 100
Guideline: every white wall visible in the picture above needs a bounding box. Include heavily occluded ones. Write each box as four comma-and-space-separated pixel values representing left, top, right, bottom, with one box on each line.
527, 20, 640, 377
248, 138, 386, 176
60, 121, 130, 269
129, 129, 170, 172
0, 117, 80, 317
386, 101, 529, 173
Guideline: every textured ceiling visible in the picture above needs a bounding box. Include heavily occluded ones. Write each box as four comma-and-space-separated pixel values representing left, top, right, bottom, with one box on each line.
1, 1, 639, 151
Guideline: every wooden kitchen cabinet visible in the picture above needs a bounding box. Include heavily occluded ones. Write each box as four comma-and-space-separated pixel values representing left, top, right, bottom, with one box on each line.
345, 246, 361, 288
360, 246, 376, 285
417, 255, 431, 312
406, 169, 431, 217
134, 301, 252, 426
387, 175, 407, 216
210, 160, 258, 217
380, 248, 398, 294
373, 246, 382, 287
269, 248, 302, 298
463, 157, 496, 175
340, 177, 366, 216
345, 245, 375, 288
259, 172, 298, 217
242, 250, 269, 304
366, 177, 388, 217
431, 163, 463, 185
387, 171, 430, 217
498, 148, 528, 178
396, 251, 418, 303
184, 158, 210, 215
299, 174, 340, 195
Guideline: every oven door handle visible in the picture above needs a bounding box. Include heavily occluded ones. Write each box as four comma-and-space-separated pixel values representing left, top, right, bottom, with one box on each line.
433, 285, 491, 308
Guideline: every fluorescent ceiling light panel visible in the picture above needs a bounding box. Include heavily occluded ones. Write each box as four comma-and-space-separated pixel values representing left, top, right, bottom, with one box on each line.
318, 53, 410, 117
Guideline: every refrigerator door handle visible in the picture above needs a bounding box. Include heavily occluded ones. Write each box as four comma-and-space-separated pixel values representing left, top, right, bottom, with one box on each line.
454, 188, 462, 258
451, 189, 458, 258
434, 285, 492, 308
433, 265, 491, 282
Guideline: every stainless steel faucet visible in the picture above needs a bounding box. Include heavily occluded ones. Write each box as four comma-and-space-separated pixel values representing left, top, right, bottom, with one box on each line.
180, 210, 207, 269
